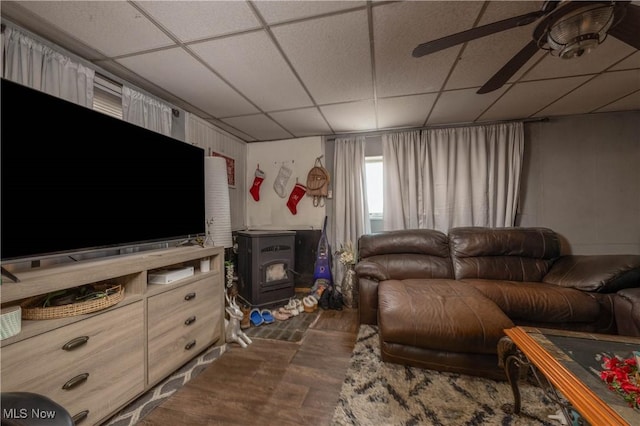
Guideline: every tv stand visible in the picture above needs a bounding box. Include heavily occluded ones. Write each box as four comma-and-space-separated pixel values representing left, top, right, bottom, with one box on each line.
1, 266, 20, 283
0, 245, 224, 425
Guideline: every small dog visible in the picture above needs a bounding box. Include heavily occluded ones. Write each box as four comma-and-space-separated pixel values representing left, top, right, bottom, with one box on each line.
224, 294, 252, 348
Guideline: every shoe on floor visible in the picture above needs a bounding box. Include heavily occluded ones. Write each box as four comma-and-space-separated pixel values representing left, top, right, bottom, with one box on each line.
272, 309, 290, 321
284, 298, 300, 316
261, 309, 275, 324
240, 305, 251, 329
250, 308, 264, 326
303, 296, 318, 313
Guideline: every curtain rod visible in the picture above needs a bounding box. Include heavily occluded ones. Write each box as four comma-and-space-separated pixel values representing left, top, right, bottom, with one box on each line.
326, 117, 549, 141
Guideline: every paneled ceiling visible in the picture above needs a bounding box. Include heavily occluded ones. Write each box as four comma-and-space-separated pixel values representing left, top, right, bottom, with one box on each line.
2, 0, 639, 142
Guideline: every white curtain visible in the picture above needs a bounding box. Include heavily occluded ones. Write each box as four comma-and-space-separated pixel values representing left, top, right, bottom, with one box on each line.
332, 136, 370, 285
2, 27, 94, 106
382, 131, 423, 230
122, 86, 172, 136
383, 122, 524, 232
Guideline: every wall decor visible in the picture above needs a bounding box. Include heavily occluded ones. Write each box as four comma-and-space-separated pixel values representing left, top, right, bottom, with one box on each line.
212, 152, 235, 187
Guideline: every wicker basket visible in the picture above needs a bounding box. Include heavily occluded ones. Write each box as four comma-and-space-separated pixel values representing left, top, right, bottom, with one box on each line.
21, 284, 124, 320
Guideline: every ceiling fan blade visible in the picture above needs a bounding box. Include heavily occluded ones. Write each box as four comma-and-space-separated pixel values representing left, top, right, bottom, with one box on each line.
477, 40, 539, 94
412, 10, 544, 58
608, 4, 640, 50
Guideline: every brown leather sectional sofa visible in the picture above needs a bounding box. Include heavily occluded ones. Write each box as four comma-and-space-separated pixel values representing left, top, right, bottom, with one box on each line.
355, 227, 640, 380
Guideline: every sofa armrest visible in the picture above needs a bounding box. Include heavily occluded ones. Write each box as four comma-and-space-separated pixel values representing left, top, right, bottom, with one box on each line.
358, 277, 380, 325
543, 255, 640, 293
355, 260, 389, 325
615, 288, 640, 337
355, 260, 390, 281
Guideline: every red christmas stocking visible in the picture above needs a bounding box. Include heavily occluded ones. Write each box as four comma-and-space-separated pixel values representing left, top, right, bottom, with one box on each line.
286, 183, 307, 215
249, 167, 265, 201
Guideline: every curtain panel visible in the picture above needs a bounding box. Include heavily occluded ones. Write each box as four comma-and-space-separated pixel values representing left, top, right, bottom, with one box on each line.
122, 86, 172, 136
382, 130, 423, 230
332, 136, 370, 285
383, 122, 524, 233
2, 27, 94, 106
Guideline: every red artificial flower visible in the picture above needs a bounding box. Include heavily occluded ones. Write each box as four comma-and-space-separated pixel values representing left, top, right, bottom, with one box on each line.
600, 354, 640, 410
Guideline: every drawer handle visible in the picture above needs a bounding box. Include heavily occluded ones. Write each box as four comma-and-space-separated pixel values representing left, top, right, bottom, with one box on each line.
72, 410, 89, 424
185, 316, 197, 326
62, 336, 89, 351
184, 292, 196, 301
185, 340, 196, 350
62, 373, 89, 390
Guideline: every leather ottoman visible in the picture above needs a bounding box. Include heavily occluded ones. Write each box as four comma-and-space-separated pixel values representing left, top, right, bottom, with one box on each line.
377, 279, 515, 380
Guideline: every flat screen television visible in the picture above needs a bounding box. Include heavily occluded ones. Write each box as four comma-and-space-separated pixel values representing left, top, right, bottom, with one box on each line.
1, 78, 205, 263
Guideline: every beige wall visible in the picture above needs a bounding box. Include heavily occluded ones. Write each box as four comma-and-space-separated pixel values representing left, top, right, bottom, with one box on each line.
246, 136, 326, 230
518, 111, 640, 255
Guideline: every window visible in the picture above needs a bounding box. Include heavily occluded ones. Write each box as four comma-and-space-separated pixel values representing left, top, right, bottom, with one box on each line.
93, 74, 123, 119
365, 156, 383, 220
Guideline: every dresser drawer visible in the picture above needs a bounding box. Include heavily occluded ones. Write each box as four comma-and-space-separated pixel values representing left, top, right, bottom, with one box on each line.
0, 302, 145, 425
147, 278, 221, 384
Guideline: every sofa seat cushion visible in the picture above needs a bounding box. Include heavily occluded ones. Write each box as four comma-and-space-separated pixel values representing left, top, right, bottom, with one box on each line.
462, 279, 602, 323
378, 279, 513, 355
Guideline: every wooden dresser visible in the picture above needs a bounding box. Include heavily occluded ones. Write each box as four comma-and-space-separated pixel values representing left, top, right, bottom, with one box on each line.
0, 246, 224, 425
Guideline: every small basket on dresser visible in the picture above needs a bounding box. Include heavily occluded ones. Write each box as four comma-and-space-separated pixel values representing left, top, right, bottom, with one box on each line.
21, 284, 124, 320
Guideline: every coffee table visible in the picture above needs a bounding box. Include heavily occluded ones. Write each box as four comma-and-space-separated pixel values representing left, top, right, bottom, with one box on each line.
501, 326, 639, 426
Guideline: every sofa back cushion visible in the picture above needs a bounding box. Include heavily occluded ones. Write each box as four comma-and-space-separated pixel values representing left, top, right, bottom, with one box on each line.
358, 229, 453, 280
543, 255, 640, 293
449, 227, 560, 281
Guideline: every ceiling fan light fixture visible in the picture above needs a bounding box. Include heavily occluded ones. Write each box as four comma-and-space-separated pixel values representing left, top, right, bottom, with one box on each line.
546, 3, 615, 59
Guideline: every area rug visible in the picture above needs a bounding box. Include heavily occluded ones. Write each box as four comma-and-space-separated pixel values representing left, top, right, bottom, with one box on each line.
332, 325, 560, 426
242, 309, 320, 342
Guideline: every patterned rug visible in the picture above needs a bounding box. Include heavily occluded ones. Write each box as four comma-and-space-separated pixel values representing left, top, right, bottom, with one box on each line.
104, 344, 225, 426
242, 309, 320, 342
332, 325, 560, 426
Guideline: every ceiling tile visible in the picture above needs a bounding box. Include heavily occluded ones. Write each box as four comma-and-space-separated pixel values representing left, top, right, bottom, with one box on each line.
272, 9, 372, 105
205, 119, 257, 142
3, 0, 638, 144
373, 1, 484, 97
610, 51, 640, 71
269, 108, 333, 137
254, 1, 365, 24
428, 87, 508, 125
535, 69, 640, 117
222, 114, 293, 141
137, 1, 260, 42
190, 31, 313, 112
523, 37, 636, 81
594, 91, 640, 113
117, 47, 258, 117
16, 1, 173, 57
377, 94, 438, 129
446, 1, 545, 90
320, 101, 376, 133
445, 28, 545, 90
480, 76, 592, 121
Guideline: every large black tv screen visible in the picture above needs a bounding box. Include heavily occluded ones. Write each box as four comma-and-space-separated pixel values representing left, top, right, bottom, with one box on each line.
1, 78, 205, 262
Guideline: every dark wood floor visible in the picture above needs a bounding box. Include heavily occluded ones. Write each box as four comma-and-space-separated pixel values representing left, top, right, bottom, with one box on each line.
140, 306, 359, 426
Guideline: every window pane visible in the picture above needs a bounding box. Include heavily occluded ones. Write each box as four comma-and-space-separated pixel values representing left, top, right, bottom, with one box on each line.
365, 156, 383, 216
93, 74, 123, 119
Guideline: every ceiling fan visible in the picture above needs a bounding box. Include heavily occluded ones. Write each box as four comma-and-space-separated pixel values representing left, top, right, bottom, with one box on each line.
412, 1, 640, 94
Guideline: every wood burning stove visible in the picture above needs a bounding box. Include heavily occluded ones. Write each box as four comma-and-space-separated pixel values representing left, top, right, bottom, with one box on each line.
236, 230, 296, 307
